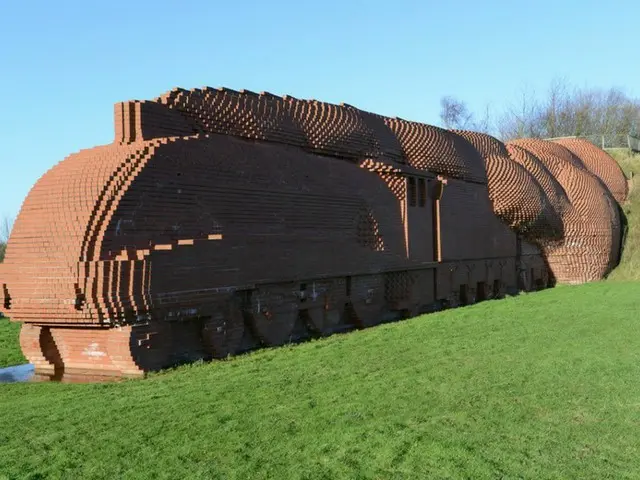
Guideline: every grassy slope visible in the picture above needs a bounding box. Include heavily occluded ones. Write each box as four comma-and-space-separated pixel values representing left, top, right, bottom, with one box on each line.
0, 149, 638, 478
608, 148, 640, 179
1, 282, 640, 479
606, 149, 640, 281
0, 318, 25, 368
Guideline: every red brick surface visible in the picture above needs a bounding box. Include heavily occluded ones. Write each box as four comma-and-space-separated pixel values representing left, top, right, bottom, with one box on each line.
454, 131, 563, 240
0, 87, 624, 377
508, 139, 621, 283
552, 137, 628, 203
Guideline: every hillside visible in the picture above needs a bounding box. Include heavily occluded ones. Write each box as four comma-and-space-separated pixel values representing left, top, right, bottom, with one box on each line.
1, 281, 640, 479
606, 149, 640, 281
0, 145, 638, 479
608, 148, 640, 179
0, 317, 24, 368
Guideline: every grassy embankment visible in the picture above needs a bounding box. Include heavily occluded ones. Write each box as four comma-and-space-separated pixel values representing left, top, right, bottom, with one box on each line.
0, 149, 639, 478
607, 148, 640, 281
1, 281, 640, 479
0, 317, 24, 368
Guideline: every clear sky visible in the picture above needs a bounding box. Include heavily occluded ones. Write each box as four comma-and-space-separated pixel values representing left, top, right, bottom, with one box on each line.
2, 0, 639, 221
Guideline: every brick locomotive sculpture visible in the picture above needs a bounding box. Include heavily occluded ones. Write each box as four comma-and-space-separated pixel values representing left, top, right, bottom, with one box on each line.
0, 87, 627, 378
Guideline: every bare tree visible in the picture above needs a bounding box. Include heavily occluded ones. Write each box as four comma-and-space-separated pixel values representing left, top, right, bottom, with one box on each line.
444, 79, 640, 143
496, 85, 545, 140
474, 104, 493, 134
497, 79, 640, 142
440, 96, 492, 133
0, 216, 12, 263
440, 96, 474, 130
542, 77, 571, 138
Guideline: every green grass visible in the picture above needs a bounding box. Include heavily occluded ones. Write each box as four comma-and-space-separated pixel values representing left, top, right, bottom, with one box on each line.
0, 317, 25, 368
1, 281, 640, 479
608, 148, 640, 179
608, 185, 640, 281
0, 148, 638, 477
607, 149, 640, 281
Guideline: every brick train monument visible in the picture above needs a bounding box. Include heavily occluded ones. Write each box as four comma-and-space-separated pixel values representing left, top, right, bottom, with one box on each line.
0, 87, 627, 378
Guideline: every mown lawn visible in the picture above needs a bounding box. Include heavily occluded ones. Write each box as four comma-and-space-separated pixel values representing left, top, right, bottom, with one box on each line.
1, 281, 640, 479
0, 317, 25, 368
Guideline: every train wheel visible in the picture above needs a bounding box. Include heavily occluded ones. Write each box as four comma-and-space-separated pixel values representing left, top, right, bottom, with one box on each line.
446, 290, 461, 308
403, 304, 422, 319
492, 279, 506, 299
476, 281, 489, 302
130, 322, 173, 371
539, 269, 551, 290
202, 299, 245, 358
461, 285, 476, 306
305, 302, 346, 335
247, 288, 298, 346
349, 301, 385, 328
106, 322, 173, 376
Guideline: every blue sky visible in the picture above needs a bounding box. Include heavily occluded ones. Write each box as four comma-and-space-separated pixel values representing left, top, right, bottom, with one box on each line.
1, 0, 639, 220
